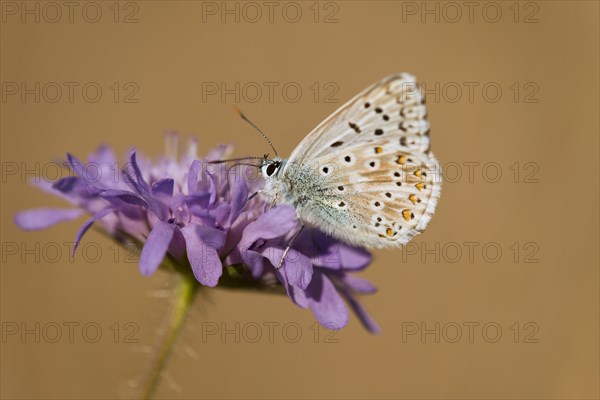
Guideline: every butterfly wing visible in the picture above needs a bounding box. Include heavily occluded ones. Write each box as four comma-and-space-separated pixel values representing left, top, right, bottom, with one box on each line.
282, 73, 440, 248
287, 73, 430, 164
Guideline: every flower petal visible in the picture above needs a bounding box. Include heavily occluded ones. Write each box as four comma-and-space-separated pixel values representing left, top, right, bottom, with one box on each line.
169, 193, 190, 223
312, 230, 371, 270
14, 208, 83, 231
31, 179, 77, 204
188, 203, 216, 226
330, 272, 377, 294
181, 224, 225, 287
207, 172, 217, 205
228, 177, 248, 223
121, 169, 144, 195
205, 144, 233, 161
262, 246, 313, 290
195, 224, 227, 249
183, 138, 198, 162
275, 269, 309, 309
238, 206, 300, 278
52, 176, 78, 193
210, 203, 231, 228
151, 178, 174, 198
238, 249, 266, 278
121, 170, 168, 220
223, 211, 252, 257
73, 208, 114, 255
87, 145, 124, 188
167, 229, 186, 262
337, 245, 372, 270
240, 205, 299, 246
306, 271, 349, 330
139, 220, 176, 276
98, 189, 146, 206
339, 288, 381, 334
187, 160, 202, 194
88, 144, 117, 165
127, 149, 150, 192
66, 153, 86, 179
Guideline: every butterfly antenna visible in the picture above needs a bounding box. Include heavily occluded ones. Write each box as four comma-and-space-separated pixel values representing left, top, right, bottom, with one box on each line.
233, 106, 279, 158
207, 156, 264, 164
227, 162, 261, 174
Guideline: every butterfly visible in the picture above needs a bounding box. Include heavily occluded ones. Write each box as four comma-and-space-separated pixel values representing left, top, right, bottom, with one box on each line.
256, 73, 441, 260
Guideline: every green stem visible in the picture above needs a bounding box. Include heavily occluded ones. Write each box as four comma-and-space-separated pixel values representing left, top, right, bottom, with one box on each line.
92, 229, 286, 397
139, 272, 199, 400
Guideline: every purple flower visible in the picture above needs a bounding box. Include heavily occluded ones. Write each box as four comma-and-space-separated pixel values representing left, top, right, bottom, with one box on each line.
236, 206, 379, 332
14, 134, 379, 333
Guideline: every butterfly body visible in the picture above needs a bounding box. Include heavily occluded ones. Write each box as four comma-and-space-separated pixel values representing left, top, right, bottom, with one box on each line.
261, 157, 361, 243
259, 73, 441, 249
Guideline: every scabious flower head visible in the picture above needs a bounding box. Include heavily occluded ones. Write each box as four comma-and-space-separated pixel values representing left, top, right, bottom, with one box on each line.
15, 134, 379, 332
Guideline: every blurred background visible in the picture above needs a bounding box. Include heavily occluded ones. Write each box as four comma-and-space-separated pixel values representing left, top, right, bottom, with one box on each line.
1, 1, 598, 399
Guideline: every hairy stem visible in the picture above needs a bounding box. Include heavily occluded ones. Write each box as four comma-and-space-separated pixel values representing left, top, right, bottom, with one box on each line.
93, 228, 285, 397
140, 272, 198, 399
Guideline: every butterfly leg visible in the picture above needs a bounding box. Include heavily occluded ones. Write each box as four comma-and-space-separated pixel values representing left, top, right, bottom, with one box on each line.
268, 191, 279, 210
276, 225, 304, 268
247, 190, 261, 201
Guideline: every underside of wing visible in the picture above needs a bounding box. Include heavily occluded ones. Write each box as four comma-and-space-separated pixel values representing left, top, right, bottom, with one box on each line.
284, 73, 440, 248
307, 146, 441, 248
288, 73, 430, 164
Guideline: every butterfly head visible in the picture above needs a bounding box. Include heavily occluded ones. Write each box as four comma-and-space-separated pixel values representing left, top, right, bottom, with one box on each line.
260, 155, 284, 179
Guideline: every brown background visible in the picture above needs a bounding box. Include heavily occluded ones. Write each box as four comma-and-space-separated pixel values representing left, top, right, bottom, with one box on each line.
1, 1, 598, 399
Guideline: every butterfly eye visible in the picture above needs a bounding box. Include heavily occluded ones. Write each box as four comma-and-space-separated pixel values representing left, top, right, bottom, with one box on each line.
264, 162, 279, 177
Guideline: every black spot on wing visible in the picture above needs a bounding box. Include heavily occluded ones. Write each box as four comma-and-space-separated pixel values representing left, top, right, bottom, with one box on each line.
349, 122, 361, 133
